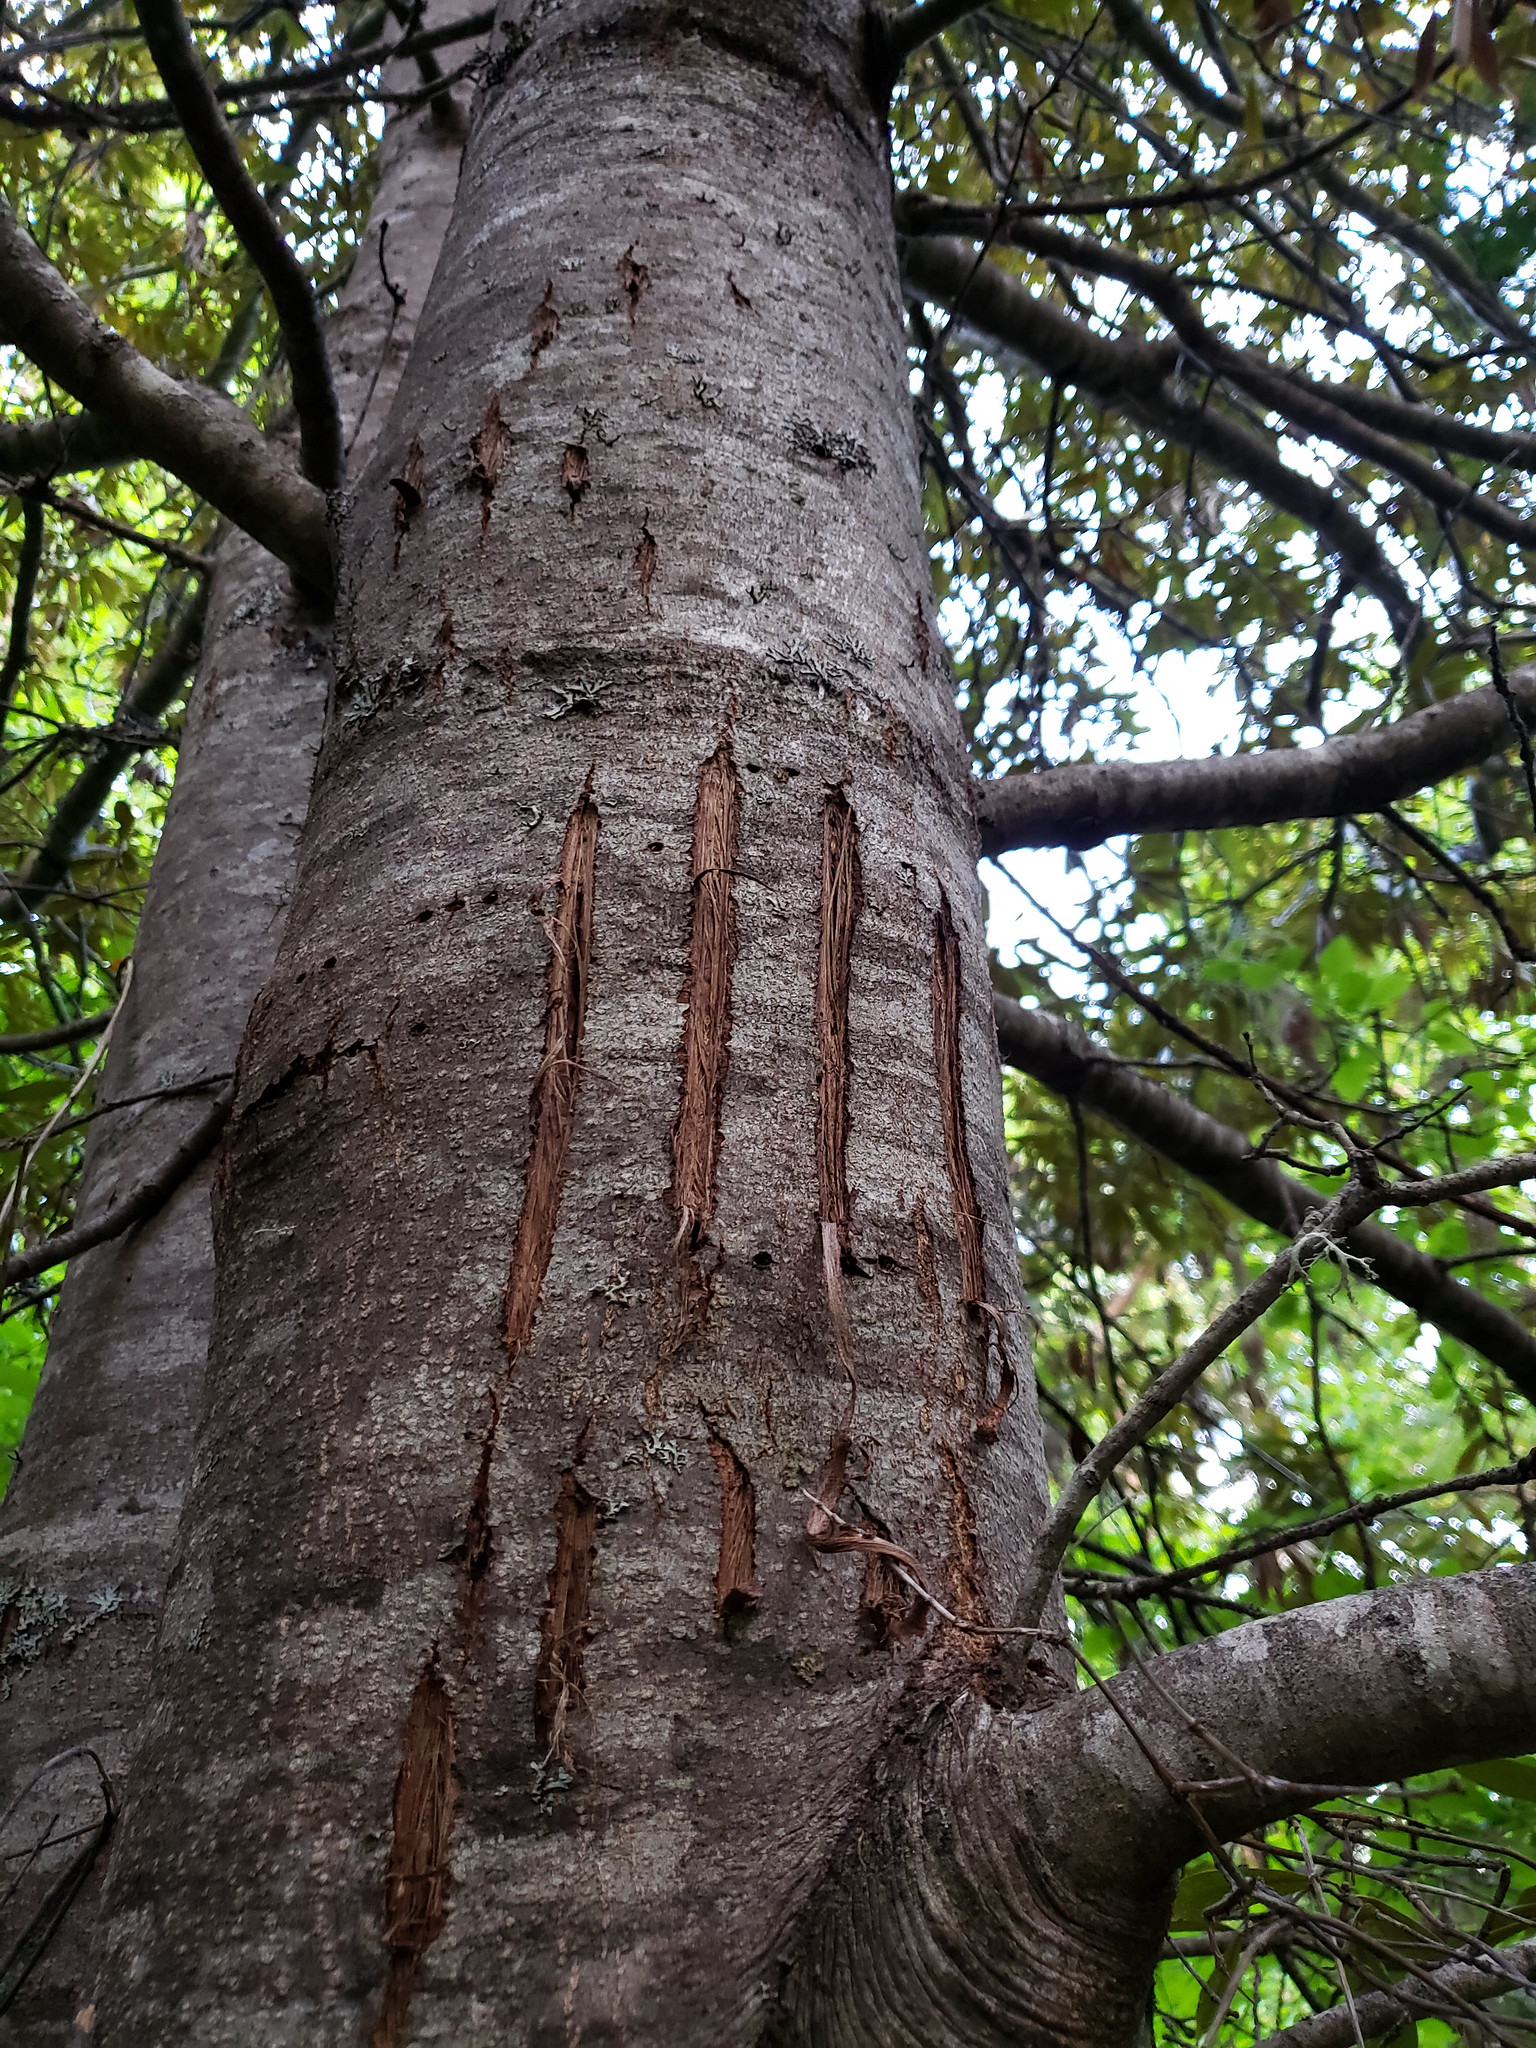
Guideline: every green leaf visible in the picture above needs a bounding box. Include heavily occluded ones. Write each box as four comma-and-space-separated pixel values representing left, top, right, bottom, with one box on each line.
1168, 1867, 1232, 1929
1463, 1758, 1536, 1801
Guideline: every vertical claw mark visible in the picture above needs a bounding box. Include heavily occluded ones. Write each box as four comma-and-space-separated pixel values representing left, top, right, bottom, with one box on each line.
529, 279, 559, 368
708, 1431, 760, 1618
930, 890, 985, 1308
374, 1654, 456, 2048
469, 395, 509, 537
534, 1471, 598, 1763
815, 788, 862, 1252
502, 779, 599, 1361
931, 892, 1018, 1439
939, 1445, 987, 1627
663, 741, 741, 1356
617, 242, 650, 322
454, 1386, 500, 1654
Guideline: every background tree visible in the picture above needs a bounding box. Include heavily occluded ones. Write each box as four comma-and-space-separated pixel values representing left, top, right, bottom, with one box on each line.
2, 0, 1536, 2042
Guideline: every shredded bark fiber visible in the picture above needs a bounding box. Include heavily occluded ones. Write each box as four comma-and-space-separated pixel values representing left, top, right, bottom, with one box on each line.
374, 1655, 456, 2048
707, 1432, 760, 1617
663, 742, 741, 1354
930, 893, 1017, 1440
501, 782, 598, 1359
814, 788, 861, 1244
534, 1470, 598, 1759
929, 891, 986, 1308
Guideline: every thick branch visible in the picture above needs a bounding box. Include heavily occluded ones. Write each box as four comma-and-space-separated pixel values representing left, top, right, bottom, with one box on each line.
134, 0, 342, 490
993, 994, 1536, 1398
0, 408, 138, 479
1021, 1564, 1536, 1889
872, 2, 988, 87
0, 199, 330, 585
1253, 1934, 1536, 2047
900, 234, 1419, 638
976, 673, 1536, 853
0, 1090, 230, 1290
3, 580, 208, 924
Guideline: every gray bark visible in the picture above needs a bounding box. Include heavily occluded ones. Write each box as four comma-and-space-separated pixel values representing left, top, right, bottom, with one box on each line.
0, 48, 472, 2043
90, 4, 1049, 2038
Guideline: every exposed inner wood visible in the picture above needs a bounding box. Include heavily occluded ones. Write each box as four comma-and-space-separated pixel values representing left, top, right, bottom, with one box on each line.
501, 781, 598, 1359
374, 1655, 456, 2048
707, 1431, 760, 1618
814, 788, 862, 1246
664, 741, 742, 1354
534, 1469, 598, 1761
930, 890, 986, 1308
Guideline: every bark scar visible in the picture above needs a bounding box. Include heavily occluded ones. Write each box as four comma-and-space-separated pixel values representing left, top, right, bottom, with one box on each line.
617, 242, 650, 322
662, 740, 741, 1357
469, 395, 510, 536
501, 779, 598, 1361
708, 1430, 760, 1618
931, 890, 1017, 1440
535, 1470, 598, 1764
814, 787, 861, 1254
374, 1653, 456, 2048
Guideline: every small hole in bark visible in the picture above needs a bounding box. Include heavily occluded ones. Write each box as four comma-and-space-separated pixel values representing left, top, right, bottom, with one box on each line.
752, 1250, 773, 1270
647, 840, 664, 852
323, 956, 337, 970
408, 1020, 429, 1037
415, 908, 433, 924
482, 887, 498, 906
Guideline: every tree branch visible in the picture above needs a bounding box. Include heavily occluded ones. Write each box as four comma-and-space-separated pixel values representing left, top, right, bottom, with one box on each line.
0, 9, 494, 134
872, 1, 988, 86
1021, 1564, 1536, 1891
1068, 1450, 1536, 1604
0, 408, 138, 480
1252, 1933, 1536, 2047
0, 1010, 115, 1056
0, 1089, 230, 1291
1016, 1153, 1536, 1628
975, 674, 1536, 853
133, 0, 343, 490
9, 482, 215, 574
992, 993, 1536, 1398
0, 199, 330, 586
2, 579, 208, 924
0, 496, 45, 739
900, 233, 1420, 638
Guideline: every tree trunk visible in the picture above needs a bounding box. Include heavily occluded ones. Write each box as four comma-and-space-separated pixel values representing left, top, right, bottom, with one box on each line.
0, 50, 472, 2040
90, 5, 1051, 2039
79, 6, 1536, 2045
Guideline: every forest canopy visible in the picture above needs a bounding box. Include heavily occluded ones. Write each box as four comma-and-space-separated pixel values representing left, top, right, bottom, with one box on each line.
6, 0, 1536, 2035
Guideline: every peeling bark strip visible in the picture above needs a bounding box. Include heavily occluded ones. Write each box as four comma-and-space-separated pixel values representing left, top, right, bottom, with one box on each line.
453, 1387, 500, 1652
707, 1432, 760, 1618
670, 743, 740, 1229
939, 1446, 986, 1625
930, 891, 985, 1308
468, 394, 510, 534
374, 1656, 456, 2048
663, 742, 742, 1352
534, 1471, 598, 1760
814, 788, 862, 1245
501, 783, 598, 1359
